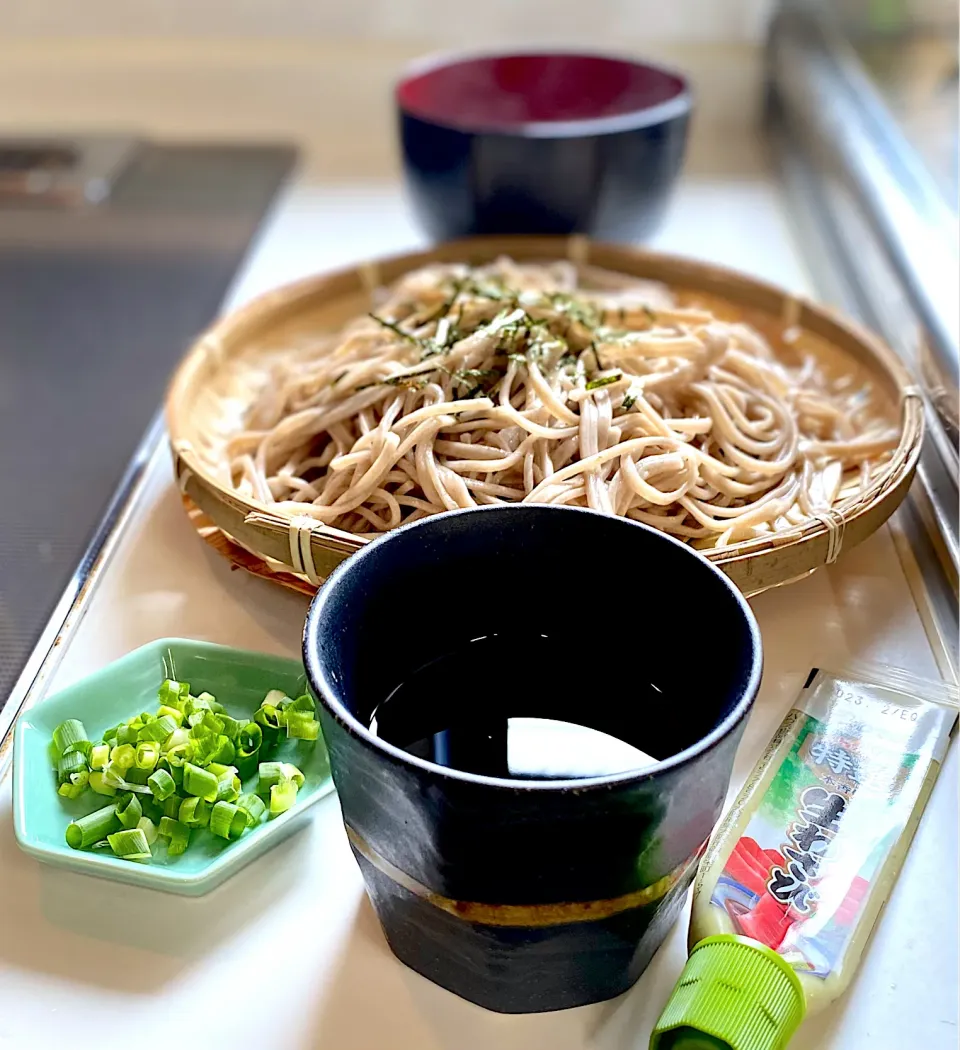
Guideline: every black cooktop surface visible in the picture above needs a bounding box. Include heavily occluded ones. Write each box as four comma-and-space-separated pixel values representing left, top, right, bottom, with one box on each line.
0, 139, 294, 709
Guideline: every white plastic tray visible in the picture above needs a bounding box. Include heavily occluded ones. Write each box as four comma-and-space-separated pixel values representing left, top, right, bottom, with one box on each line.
1, 179, 955, 1050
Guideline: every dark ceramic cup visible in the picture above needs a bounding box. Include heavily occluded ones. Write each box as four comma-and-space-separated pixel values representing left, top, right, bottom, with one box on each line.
303, 505, 761, 1014
396, 51, 692, 241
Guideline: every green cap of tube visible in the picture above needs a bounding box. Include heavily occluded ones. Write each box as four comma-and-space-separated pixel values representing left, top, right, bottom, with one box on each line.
650, 935, 806, 1050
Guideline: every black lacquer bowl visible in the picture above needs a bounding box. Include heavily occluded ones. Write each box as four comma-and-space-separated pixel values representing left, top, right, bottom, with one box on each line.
397, 51, 692, 241
303, 505, 761, 1013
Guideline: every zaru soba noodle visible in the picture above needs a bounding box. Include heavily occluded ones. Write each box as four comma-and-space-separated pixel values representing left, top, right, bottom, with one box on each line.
227, 258, 899, 547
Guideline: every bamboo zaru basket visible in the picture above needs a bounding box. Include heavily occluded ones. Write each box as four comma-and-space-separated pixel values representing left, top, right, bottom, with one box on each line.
166, 237, 923, 598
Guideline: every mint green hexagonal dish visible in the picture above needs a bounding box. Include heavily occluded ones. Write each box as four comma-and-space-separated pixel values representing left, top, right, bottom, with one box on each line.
13, 638, 335, 895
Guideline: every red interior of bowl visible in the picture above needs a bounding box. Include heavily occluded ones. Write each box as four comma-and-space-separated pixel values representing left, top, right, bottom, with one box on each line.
397, 53, 687, 130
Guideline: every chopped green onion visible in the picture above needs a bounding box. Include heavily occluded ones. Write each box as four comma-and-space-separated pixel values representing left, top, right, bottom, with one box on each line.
102, 763, 125, 788
103, 763, 156, 792
58, 770, 89, 799
179, 796, 211, 828
115, 724, 139, 746
189, 731, 220, 767
192, 691, 224, 715
147, 768, 176, 801
141, 797, 165, 823
161, 726, 190, 754
158, 678, 190, 708
208, 735, 236, 765
252, 712, 280, 751
287, 694, 316, 715
162, 793, 183, 818
165, 744, 190, 764
156, 704, 184, 727
189, 721, 214, 746
229, 806, 247, 839
54, 676, 309, 863
109, 744, 136, 771
137, 816, 159, 846
137, 714, 177, 743
90, 743, 110, 771
269, 780, 298, 817
236, 752, 260, 780
89, 771, 118, 796
53, 719, 87, 757
68, 739, 93, 760
218, 714, 242, 742
107, 827, 151, 860
238, 722, 262, 755
65, 804, 121, 849
163, 752, 186, 786
210, 801, 247, 840
285, 712, 320, 740
57, 749, 88, 784
237, 793, 266, 826
167, 820, 190, 855
199, 710, 225, 736
116, 792, 143, 829
282, 763, 305, 789
185, 694, 212, 718
215, 772, 241, 803
257, 761, 305, 796
254, 704, 283, 731
163, 752, 192, 782
256, 761, 285, 796
182, 762, 219, 801
236, 722, 262, 777
135, 742, 160, 770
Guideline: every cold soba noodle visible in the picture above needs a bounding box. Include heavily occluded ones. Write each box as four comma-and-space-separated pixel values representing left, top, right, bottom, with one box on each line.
227, 258, 899, 546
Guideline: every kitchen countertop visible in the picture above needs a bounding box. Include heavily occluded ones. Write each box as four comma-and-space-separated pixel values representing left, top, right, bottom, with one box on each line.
0, 175, 956, 1050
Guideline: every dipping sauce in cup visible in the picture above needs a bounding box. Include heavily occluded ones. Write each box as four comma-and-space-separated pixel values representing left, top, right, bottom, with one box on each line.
303, 505, 761, 1013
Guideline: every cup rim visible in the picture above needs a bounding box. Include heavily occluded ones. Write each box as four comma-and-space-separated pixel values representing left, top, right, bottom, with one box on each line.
395, 47, 693, 139
303, 505, 762, 792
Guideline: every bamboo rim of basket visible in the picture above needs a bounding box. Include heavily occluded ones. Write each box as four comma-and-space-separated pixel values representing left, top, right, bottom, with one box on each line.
166, 236, 924, 597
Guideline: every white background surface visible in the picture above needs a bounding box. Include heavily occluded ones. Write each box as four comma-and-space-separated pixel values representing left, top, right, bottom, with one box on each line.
0, 178, 956, 1050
